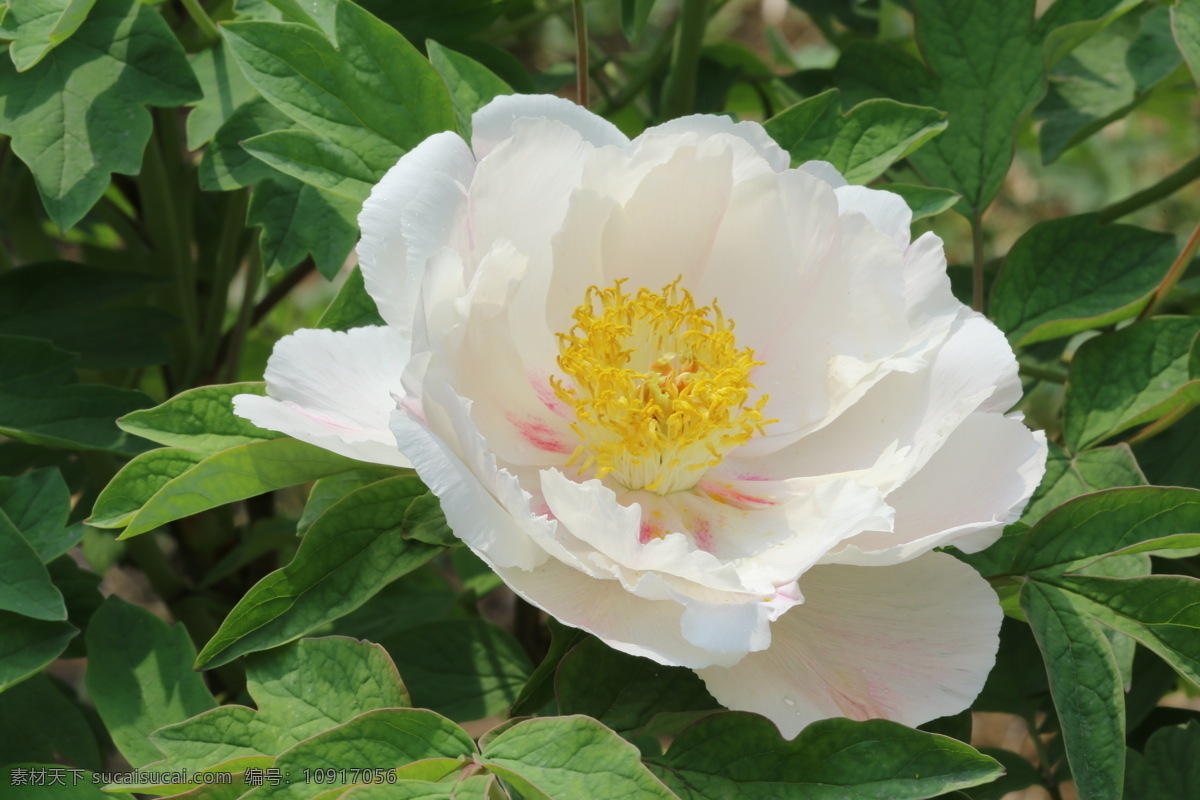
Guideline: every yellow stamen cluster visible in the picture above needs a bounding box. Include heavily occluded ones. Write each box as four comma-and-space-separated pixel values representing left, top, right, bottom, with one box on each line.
551, 279, 771, 495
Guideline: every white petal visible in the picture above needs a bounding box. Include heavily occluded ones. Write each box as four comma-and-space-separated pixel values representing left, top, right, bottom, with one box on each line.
356, 132, 475, 339
834, 185, 912, 247
637, 114, 790, 177
796, 160, 848, 188
233, 327, 409, 467
698, 552, 1002, 738
471, 93, 628, 159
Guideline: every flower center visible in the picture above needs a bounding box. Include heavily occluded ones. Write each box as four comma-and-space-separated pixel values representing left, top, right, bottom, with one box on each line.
552, 279, 771, 495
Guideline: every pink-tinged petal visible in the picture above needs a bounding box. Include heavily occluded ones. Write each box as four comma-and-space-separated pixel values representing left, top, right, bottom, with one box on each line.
232, 327, 408, 467
357, 132, 475, 340
826, 415, 1047, 565
697, 552, 1002, 738
834, 185, 913, 247
471, 94, 628, 159
796, 160, 848, 188
484, 554, 748, 669
636, 114, 790, 178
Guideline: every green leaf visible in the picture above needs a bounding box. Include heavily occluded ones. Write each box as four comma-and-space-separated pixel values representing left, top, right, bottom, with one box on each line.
1136, 406, 1200, 489
1125, 720, 1200, 797
317, 267, 386, 331
357, 0, 507, 43
555, 638, 718, 736
1172, 0, 1200, 87
254, 709, 477, 800
147, 638, 411, 780
764, 89, 948, 184
111, 438, 363, 538
0, 262, 177, 369
186, 39, 260, 150
196, 474, 441, 668
0, 335, 152, 455
378, 619, 531, 722
1037, 7, 1181, 163
1064, 318, 1200, 451
645, 713, 1003, 799
223, 1, 454, 182
0, 0, 97, 71
248, 177, 360, 280
426, 40, 513, 139
1012, 486, 1200, 575
198, 98, 294, 192
881, 183, 962, 221
88, 448, 206, 529
0, 674, 101, 769
242, 129, 377, 201
989, 214, 1176, 346
296, 467, 401, 536
0, 512, 66, 620
47, 555, 103, 659
342, 777, 493, 800
85, 597, 217, 767
481, 716, 677, 800
0, 612, 76, 692
0, 0, 200, 230
1021, 581, 1125, 800
1022, 443, 1146, 525
118, 382, 282, 453
0, 467, 81, 562
328, 568, 457, 642
510, 618, 589, 717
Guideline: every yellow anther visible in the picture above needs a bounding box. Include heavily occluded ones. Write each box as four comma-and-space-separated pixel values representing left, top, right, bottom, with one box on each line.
550, 279, 771, 495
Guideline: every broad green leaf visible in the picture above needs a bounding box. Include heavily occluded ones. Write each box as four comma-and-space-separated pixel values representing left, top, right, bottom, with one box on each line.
0, 0, 200, 230
296, 467, 401, 536
198, 98, 294, 192
0, 335, 152, 455
328, 568, 457, 642
882, 183, 962, 221
379, 619, 531, 722
0, 611, 76, 692
200, 518, 296, 588
0, 0, 97, 71
481, 716, 676, 800
343, 777, 493, 800
242, 129, 376, 201
1021, 581, 1125, 800
1012, 486, 1200, 575
1173, 0, 1200, 86
247, 177, 360, 280
835, 0, 1123, 215
1078, 552, 1151, 689
989, 214, 1176, 346
0, 262, 177, 369
85, 597, 217, 767
118, 383, 281, 453
426, 40, 513, 139
0, 674, 101, 769
88, 448, 206, 529
1125, 720, 1200, 797
358, 0, 507, 43
253, 709, 476, 800
1064, 318, 1200, 451
764, 89, 947, 184
317, 268, 386, 331
1022, 443, 1146, 525
0, 468, 81, 561
147, 638, 411, 781
1037, 7, 1180, 163
555, 638, 718, 736
186, 39, 260, 149
1045, 573, 1200, 687
510, 618, 589, 717
111, 438, 362, 538
259, 0, 336, 34
0, 513, 66, 620
1135, 406, 1200, 489
645, 713, 1003, 799
196, 475, 441, 668
223, 1, 454, 182
48, 556, 103, 659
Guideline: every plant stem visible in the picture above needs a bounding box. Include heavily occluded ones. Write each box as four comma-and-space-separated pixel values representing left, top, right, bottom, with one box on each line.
1018, 360, 1067, 384
661, 0, 710, 119
1098, 153, 1200, 223
179, 0, 221, 45
971, 214, 985, 313
220, 248, 262, 383
573, 0, 589, 107
593, 20, 675, 117
197, 189, 250, 376
1137, 217, 1200, 321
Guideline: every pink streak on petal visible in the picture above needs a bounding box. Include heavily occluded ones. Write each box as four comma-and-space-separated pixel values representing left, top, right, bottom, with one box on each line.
530, 371, 570, 417
698, 481, 779, 508
506, 412, 572, 453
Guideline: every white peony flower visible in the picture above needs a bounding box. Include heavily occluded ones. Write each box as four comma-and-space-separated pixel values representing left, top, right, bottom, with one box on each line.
235, 94, 1047, 738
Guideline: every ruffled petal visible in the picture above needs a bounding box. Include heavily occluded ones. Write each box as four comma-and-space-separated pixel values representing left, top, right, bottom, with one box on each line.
232, 327, 409, 467
834, 185, 912, 247
356, 132, 475, 339
636, 114, 790, 178
697, 552, 1002, 738
471, 93, 628, 159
